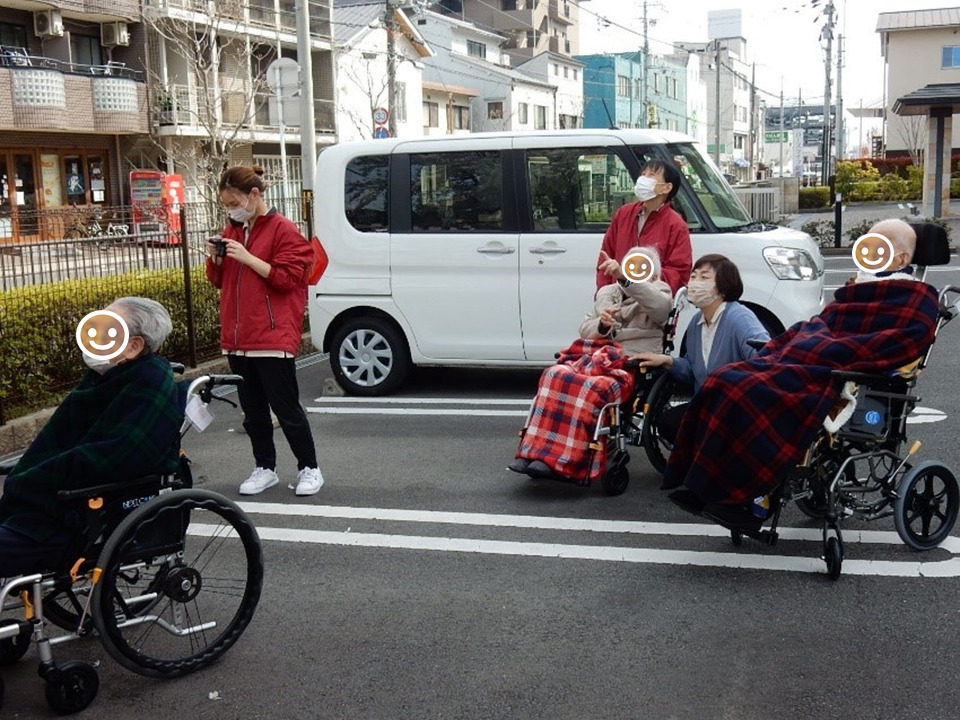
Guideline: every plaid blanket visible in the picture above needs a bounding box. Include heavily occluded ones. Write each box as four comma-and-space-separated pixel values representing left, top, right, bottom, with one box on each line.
663, 280, 940, 504
516, 339, 635, 482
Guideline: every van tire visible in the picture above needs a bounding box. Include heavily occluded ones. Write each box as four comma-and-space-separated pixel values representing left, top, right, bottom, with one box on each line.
330, 317, 411, 396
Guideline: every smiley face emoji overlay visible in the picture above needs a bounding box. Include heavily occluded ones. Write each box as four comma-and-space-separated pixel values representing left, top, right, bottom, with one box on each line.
621, 250, 656, 283
75, 310, 129, 361
851, 232, 895, 274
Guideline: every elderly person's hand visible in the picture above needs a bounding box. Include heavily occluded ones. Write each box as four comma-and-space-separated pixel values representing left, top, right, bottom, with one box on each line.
631, 351, 673, 372
598, 250, 625, 282
597, 307, 619, 334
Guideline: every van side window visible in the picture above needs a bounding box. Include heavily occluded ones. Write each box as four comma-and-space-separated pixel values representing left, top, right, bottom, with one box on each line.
410, 151, 502, 232
345, 155, 389, 232
526, 148, 633, 232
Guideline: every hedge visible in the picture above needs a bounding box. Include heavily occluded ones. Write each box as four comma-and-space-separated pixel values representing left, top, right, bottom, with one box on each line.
0, 266, 222, 422
799, 186, 831, 209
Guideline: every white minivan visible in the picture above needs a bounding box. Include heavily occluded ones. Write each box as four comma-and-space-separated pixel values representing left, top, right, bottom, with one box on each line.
310, 129, 824, 395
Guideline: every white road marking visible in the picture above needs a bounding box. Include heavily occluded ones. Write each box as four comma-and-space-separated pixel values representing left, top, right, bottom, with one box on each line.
310, 397, 531, 405
307, 407, 528, 416
226, 503, 960, 578
907, 406, 947, 424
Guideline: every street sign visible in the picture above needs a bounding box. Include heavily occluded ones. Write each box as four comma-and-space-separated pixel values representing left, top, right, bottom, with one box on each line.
373, 127, 390, 139
373, 107, 389, 125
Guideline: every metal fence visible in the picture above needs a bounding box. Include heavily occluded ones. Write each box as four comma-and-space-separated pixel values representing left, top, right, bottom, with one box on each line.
0, 197, 311, 424
732, 186, 783, 222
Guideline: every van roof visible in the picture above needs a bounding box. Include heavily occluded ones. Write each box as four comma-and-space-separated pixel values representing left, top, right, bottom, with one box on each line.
324, 128, 696, 154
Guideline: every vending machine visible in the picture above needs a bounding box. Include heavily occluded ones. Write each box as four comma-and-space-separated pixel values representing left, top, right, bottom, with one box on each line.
129, 170, 184, 245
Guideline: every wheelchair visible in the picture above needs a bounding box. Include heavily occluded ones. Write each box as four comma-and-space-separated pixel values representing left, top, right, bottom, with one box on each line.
0, 370, 264, 713
712, 227, 960, 580
515, 288, 688, 496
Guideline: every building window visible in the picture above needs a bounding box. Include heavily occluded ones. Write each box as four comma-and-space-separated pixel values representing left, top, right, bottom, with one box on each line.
554, 63, 559, 75
423, 101, 439, 128
518, 102, 529, 124
453, 105, 470, 130
617, 75, 629, 97
573, 69, 578, 81
653, 73, 660, 93
0, 22, 27, 48
534, 104, 547, 130
634, 78, 641, 99
943, 46, 960, 68
467, 40, 486, 59
501, 0, 517, 9
563, 66, 569, 78
488, 101, 503, 119
394, 81, 407, 122
735, 105, 747, 123
734, 134, 745, 150
70, 35, 103, 67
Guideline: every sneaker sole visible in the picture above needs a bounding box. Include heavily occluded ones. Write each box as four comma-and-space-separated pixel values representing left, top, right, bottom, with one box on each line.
239, 477, 280, 495
295, 483, 323, 497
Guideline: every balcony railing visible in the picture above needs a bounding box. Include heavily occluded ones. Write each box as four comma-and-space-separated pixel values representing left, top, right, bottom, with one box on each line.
548, 0, 573, 24
144, 0, 332, 40
0, 49, 144, 81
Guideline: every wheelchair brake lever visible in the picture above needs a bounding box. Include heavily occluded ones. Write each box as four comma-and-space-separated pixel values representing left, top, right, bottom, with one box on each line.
213, 395, 238, 409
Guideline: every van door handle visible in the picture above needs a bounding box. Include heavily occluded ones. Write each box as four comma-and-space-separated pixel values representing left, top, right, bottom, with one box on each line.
529, 246, 567, 255
477, 245, 516, 255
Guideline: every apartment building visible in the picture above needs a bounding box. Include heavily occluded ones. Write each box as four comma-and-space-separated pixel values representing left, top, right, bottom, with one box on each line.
440, 0, 588, 64
0, 1, 146, 242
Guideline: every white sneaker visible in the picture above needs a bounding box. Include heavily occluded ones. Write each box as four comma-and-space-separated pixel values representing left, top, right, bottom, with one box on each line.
295, 467, 324, 496
239, 467, 279, 495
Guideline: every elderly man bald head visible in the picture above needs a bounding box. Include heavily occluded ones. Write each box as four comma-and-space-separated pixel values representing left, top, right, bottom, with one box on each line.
868, 218, 917, 273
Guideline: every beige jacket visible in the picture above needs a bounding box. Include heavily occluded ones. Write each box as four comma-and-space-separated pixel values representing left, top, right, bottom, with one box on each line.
580, 279, 673, 355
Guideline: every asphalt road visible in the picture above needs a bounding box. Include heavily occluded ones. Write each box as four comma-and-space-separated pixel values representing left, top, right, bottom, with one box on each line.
5, 255, 960, 719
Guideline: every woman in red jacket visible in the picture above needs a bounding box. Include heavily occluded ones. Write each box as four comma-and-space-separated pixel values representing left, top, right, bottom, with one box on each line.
205, 165, 322, 497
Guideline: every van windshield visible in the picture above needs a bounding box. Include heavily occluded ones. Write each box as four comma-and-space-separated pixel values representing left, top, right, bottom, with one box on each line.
662, 143, 754, 229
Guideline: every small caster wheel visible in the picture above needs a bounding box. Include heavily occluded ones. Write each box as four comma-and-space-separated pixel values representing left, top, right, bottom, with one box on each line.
0, 619, 31, 664
45, 660, 99, 714
731, 529, 743, 547
823, 536, 843, 581
601, 463, 629, 496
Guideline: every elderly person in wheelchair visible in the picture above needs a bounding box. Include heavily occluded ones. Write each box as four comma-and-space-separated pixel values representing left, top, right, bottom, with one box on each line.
663, 219, 942, 533
509, 246, 673, 484
0, 296, 183, 579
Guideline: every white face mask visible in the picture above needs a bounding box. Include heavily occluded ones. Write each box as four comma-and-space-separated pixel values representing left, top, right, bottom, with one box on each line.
82, 352, 113, 374
633, 175, 660, 202
686, 279, 720, 308
228, 196, 256, 224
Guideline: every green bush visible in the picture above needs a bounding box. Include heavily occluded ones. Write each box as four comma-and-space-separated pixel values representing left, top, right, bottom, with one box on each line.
0, 266, 221, 421
845, 218, 881, 244
799, 186, 831, 209
836, 160, 881, 200
879, 172, 912, 201
906, 165, 923, 199
800, 219, 836, 248
951, 178, 960, 199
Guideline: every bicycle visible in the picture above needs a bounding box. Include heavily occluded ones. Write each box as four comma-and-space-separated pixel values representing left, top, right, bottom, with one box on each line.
63, 206, 130, 250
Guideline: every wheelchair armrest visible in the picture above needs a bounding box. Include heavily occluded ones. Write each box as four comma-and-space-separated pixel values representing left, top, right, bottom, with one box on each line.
0, 455, 21, 476
746, 339, 767, 350
170, 362, 186, 375
57, 474, 168, 500
829, 369, 897, 386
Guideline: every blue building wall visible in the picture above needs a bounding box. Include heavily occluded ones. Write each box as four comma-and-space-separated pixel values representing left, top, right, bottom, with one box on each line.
578, 52, 689, 133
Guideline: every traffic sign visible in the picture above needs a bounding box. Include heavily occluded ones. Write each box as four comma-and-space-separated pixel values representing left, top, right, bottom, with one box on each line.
373, 107, 389, 125
373, 127, 390, 139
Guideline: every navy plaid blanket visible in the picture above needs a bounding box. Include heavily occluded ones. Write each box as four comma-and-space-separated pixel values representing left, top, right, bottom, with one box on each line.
663, 280, 940, 504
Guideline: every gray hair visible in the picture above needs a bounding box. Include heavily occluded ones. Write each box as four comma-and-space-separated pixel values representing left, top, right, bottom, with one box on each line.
108, 297, 173, 353
633, 245, 662, 279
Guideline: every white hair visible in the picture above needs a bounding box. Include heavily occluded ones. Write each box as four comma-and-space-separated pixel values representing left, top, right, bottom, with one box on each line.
109, 297, 173, 352
633, 245, 661, 279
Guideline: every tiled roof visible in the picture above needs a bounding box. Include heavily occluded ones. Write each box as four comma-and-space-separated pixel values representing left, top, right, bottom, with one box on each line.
892, 83, 960, 115
333, 2, 382, 45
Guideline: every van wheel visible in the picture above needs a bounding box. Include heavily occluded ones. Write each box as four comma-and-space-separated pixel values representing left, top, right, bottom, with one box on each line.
330, 317, 411, 396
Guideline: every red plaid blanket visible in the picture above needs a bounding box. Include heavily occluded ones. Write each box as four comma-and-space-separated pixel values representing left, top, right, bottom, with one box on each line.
663, 280, 940, 504
517, 339, 635, 483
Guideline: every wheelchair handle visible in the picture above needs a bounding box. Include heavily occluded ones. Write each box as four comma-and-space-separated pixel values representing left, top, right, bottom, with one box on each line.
169, 362, 186, 375
937, 285, 960, 319
829, 369, 897, 385
57, 474, 170, 500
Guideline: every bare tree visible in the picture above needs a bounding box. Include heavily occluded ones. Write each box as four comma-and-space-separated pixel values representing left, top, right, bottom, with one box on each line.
142, 0, 276, 204
339, 60, 390, 141
897, 115, 928, 167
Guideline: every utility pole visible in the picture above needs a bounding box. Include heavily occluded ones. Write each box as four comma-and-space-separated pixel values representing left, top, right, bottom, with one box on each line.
778, 82, 784, 179
858, 97, 863, 157
714, 40, 722, 168
835, 33, 844, 162
297, 0, 316, 237
820, 0, 835, 186
749, 61, 756, 179
641, 1, 649, 128
385, 0, 398, 138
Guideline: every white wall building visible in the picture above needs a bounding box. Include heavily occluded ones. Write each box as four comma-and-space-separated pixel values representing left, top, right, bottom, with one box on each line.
333, 2, 433, 143
415, 9, 557, 132
515, 52, 584, 128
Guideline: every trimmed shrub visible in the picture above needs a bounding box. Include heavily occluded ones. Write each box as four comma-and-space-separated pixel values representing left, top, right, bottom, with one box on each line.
799, 186, 831, 209
0, 266, 221, 421
847, 182, 881, 202
845, 218, 881, 244
879, 172, 912, 201
800, 219, 836, 248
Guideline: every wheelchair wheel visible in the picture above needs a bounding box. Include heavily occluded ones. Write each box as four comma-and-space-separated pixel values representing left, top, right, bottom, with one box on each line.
44, 660, 99, 714
92, 489, 264, 679
640, 374, 692, 473
824, 536, 843, 581
42, 579, 95, 634
600, 462, 629, 496
893, 461, 960, 551
795, 455, 855, 520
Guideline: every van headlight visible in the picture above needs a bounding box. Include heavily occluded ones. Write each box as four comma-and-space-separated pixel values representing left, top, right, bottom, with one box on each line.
763, 247, 819, 280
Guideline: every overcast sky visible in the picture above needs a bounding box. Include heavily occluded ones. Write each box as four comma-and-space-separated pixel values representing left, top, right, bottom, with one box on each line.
578, 0, 957, 136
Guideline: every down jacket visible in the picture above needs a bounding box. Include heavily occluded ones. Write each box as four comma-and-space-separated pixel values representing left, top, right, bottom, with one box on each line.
205, 210, 314, 355
580, 279, 673, 355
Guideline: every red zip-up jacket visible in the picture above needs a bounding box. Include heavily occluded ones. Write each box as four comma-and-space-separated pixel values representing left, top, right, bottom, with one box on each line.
205, 209, 314, 356
595, 201, 692, 295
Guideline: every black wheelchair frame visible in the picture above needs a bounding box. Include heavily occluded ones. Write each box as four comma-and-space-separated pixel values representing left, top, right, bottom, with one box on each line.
0, 370, 264, 713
